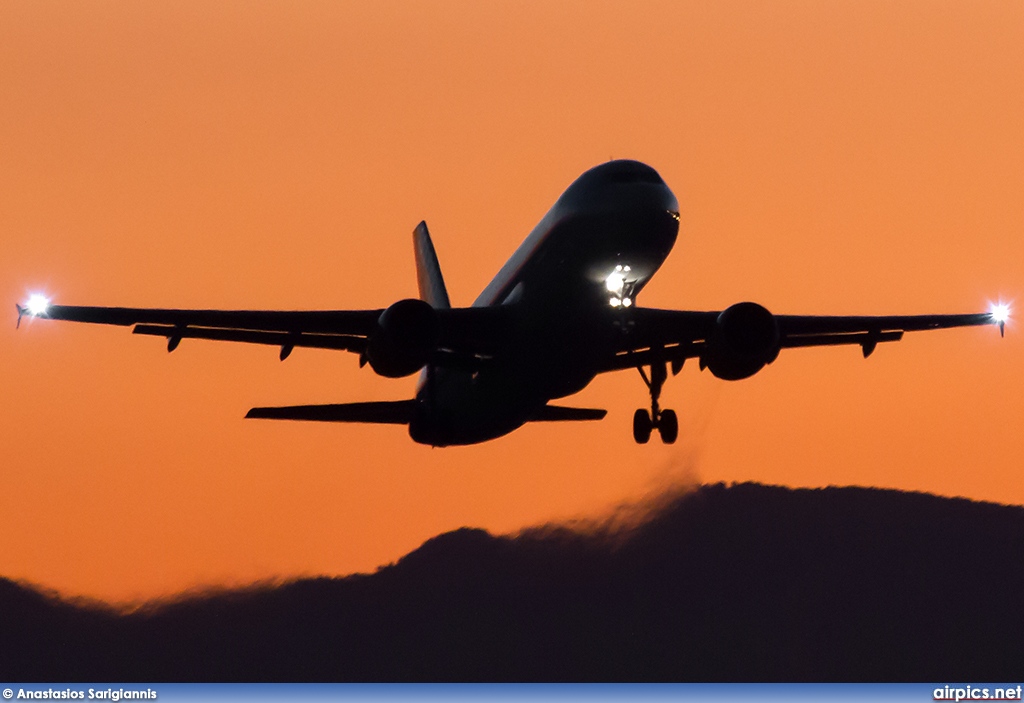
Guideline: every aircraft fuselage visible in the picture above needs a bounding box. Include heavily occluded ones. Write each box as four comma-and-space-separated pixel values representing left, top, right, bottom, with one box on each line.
409, 160, 680, 446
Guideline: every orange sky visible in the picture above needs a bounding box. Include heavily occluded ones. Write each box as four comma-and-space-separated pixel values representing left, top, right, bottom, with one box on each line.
2, 0, 1022, 604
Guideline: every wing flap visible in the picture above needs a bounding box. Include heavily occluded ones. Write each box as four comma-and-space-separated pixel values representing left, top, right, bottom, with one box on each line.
133, 324, 365, 354
781, 330, 903, 349
605, 341, 704, 372
36, 305, 383, 335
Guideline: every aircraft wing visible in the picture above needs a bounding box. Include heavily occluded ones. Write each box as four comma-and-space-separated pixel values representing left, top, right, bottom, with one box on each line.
17, 303, 383, 358
604, 307, 1003, 372
775, 312, 998, 351
15, 300, 512, 365
16, 299, 1003, 370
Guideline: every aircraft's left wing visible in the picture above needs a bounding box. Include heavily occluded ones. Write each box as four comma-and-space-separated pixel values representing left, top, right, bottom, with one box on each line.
603, 306, 1005, 372
16, 303, 383, 359
775, 312, 999, 354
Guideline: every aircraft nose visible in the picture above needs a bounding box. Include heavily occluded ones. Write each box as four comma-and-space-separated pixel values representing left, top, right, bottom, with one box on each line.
597, 160, 665, 186
593, 161, 677, 211
558, 160, 679, 215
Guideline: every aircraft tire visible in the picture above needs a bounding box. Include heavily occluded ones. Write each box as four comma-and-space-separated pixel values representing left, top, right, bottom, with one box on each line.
633, 408, 652, 444
659, 409, 678, 444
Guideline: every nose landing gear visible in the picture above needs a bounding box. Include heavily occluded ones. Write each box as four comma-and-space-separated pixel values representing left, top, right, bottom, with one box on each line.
633, 361, 678, 444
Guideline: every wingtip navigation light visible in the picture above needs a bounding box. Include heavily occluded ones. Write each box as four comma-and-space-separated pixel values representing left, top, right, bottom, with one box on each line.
990, 302, 1010, 337
16, 293, 51, 329
26, 294, 51, 316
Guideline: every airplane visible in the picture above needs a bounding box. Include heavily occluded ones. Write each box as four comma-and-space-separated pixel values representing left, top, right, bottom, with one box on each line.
17, 160, 1009, 446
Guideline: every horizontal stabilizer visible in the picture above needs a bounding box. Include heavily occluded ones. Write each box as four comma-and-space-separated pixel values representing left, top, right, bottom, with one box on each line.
528, 404, 607, 422
246, 400, 416, 424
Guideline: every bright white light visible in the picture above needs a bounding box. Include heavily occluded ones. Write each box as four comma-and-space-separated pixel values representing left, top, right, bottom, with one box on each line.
609, 297, 622, 307
991, 302, 1011, 324
606, 272, 625, 294
26, 293, 50, 316
622, 297, 632, 307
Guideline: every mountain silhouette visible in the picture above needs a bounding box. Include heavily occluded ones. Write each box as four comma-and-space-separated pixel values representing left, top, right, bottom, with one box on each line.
3, 482, 1023, 681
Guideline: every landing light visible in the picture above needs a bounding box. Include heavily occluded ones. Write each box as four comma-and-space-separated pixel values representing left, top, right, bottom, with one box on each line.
607, 265, 635, 307
606, 272, 625, 294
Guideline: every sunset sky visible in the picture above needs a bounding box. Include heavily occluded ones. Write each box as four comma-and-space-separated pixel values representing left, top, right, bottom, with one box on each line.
2, 1, 1021, 604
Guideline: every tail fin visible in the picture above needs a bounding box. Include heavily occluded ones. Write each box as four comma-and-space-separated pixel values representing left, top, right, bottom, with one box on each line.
413, 221, 451, 309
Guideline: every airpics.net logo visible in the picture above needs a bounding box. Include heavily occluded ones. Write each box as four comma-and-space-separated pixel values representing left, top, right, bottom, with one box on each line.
934, 685, 1023, 701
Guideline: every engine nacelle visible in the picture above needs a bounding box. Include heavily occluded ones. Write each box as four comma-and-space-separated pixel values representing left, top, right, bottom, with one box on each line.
365, 298, 438, 378
704, 302, 780, 381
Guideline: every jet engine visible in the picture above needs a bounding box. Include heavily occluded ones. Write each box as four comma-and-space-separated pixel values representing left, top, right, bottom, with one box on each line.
703, 302, 780, 381
364, 298, 439, 378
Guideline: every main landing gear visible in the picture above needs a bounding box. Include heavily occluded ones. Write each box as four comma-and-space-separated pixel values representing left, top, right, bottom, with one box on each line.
633, 361, 678, 444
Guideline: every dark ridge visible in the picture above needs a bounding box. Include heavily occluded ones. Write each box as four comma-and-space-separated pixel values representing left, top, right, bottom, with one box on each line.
3, 482, 1023, 681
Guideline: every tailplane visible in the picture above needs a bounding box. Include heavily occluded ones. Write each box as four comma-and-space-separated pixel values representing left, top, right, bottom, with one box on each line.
413, 221, 451, 309
245, 400, 606, 425
528, 404, 607, 422
246, 400, 416, 424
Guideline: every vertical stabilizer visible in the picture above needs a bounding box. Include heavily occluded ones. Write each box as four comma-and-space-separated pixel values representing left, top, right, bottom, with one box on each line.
413, 221, 451, 309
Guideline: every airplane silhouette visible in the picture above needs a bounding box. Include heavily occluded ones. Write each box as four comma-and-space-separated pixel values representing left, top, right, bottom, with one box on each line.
17, 160, 1008, 445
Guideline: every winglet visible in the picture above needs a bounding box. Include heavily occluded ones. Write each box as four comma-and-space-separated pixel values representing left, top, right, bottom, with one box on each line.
15, 303, 25, 329
413, 221, 451, 309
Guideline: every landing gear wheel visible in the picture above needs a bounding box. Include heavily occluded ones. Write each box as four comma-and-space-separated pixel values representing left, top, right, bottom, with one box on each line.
632, 408, 652, 444
635, 356, 681, 445
658, 409, 678, 444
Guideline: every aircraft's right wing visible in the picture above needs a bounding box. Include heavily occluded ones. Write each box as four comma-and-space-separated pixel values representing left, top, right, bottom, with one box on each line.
17, 303, 384, 359
16, 299, 515, 367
